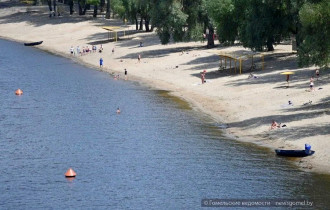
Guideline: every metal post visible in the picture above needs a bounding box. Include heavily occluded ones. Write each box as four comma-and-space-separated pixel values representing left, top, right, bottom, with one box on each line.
235, 59, 237, 74
230, 59, 232, 73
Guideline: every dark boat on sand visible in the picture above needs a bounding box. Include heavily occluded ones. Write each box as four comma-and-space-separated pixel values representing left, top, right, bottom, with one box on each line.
24, 41, 43, 46
275, 149, 315, 157
275, 143, 315, 157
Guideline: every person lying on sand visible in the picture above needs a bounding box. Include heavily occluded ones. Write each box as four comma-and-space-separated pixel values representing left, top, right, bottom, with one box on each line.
271, 120, 280, 130
248, 73, 258, 79
270, 120, 287, 130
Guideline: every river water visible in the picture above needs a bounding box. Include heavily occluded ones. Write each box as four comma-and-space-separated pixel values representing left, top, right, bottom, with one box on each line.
0, 39, 329, 209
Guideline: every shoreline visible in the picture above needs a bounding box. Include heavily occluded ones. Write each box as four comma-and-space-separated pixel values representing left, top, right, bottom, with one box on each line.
1, 4, 329, 175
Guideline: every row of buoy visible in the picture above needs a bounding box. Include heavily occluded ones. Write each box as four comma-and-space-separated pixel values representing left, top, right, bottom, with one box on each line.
15, 88, 106, 180
16, 88, 76, 179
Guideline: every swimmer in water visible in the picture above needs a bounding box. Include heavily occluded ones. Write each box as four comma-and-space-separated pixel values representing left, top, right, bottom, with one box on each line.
116, 107, 121, 114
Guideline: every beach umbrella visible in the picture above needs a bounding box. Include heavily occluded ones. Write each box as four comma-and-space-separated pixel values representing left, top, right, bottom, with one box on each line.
280, 71, 295, 86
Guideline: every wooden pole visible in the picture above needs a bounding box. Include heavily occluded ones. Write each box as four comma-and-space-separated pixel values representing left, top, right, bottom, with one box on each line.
235, 59, 237, 74
230, 59, 232, 73
262, 55, 264, 70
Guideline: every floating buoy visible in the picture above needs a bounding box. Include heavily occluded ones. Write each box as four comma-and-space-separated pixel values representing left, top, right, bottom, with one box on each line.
65, 168, 76, 178
15, 89, 23, 95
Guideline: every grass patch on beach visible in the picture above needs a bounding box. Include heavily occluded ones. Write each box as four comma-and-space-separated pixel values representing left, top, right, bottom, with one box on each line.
156, 90, 191, 110
20, 0, 34, 5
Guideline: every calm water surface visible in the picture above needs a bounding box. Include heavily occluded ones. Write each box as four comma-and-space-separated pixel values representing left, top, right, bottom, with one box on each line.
0, 39, 329, 209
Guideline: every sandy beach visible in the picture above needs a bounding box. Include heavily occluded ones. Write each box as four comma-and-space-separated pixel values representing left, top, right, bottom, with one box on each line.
1, 2, 329, 174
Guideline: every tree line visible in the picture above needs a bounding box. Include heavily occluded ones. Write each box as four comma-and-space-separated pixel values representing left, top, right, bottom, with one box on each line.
42, 0, 329, 68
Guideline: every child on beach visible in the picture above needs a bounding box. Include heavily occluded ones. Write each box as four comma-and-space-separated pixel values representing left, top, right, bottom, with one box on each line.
310, 76, 314, 91
70, 46, 74, 55
124, 69, 127, 80
138, 54, 141, 63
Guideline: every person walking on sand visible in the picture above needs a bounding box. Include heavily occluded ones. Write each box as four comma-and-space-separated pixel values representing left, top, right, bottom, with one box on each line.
315, 69, 320, 80
112, 47, 115, 54
76, 46, 80, 55
310, 76, 314, 91
99, 58, 103, 68
138, 54, 141, 63
201, 70, 206, 84
124, 68, 127, 80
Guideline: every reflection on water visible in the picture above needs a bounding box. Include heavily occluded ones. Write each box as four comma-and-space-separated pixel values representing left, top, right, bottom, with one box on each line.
0, 39, 329, 209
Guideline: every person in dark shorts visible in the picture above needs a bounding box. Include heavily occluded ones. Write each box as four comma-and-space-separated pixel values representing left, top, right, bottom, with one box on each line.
124, 69, 127, 80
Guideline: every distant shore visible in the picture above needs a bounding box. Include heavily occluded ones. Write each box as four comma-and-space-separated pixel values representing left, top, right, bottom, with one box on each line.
1, 2, 329, 174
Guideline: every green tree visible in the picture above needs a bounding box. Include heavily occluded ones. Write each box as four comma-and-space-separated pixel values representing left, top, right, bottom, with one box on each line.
239, 0, 291, 51
111, 0, 126, 18
298, 0, 330, 68
205, 0, 241, 45
151, 0, 188, 44
151, 0, 214, 47
87, 0, 100, 17
122, 0, 140, 30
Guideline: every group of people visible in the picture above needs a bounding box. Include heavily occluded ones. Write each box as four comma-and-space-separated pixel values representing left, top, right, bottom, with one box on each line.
70, 45, 103, 56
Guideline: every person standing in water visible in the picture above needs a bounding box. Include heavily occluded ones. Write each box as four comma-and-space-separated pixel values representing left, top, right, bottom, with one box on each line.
116, 107, 121, 114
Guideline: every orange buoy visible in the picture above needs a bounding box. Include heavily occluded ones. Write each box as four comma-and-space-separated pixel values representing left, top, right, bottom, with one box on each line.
65, 168, 77, 178
15, 89, 23, 95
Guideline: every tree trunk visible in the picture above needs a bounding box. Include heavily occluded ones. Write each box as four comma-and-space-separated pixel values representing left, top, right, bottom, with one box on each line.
267, 37, 274, 51
78, 0, 83, 15
100, 0, 105, 12
83, 4, 89, 15
135, 17, 138, 30
47, 0, 52, 11
207, 26, 215, 49
53, 0, 56, 16
105, 0, 110, 19
145, 18, 150, 32
93, 5, 98, 17
150, 23, 154, 32
139, 18, 143, 31
69, 0, 74, 15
